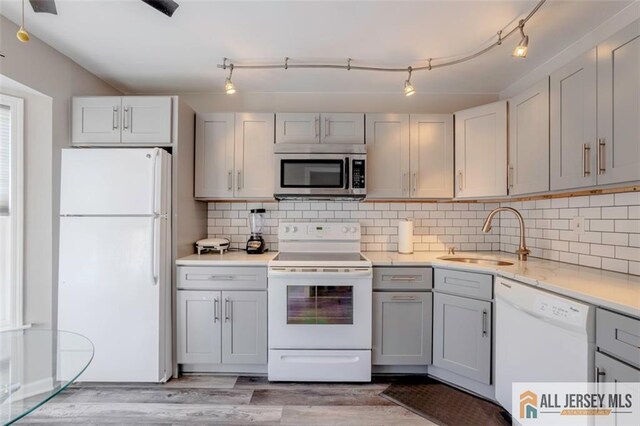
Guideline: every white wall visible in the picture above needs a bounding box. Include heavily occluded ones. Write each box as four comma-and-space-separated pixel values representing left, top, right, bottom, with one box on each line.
501, 1, 639, 98
176, 92, 498, 115
0, 16, 121, 328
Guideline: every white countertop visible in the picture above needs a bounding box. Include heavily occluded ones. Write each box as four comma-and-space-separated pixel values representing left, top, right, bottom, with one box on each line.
175, 250, 640, 318
176, 251, 277, 266
364, 251, 640, 318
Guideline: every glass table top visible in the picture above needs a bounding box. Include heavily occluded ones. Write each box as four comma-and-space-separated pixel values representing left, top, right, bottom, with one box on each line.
0, 329, 93, 425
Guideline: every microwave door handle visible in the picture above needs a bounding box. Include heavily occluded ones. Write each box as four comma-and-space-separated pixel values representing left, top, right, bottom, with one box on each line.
344, 158, 350, 189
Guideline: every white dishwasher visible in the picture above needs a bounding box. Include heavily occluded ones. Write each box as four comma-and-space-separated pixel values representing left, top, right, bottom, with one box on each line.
495, 277, 595, 415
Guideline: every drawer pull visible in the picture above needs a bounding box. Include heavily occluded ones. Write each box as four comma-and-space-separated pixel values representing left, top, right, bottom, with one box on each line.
616, 329, 640, 349
391, 295, 417, 301
390, 276, 418, 282
210, 275, 235, 281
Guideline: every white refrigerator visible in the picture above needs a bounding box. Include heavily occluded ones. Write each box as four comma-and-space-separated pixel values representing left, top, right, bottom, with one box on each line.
58, 148, 172, 382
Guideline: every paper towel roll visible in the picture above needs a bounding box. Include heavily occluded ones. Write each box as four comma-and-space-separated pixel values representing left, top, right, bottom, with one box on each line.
398, 219, 414, 254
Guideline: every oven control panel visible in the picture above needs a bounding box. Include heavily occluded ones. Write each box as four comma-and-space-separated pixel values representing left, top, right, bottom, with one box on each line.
279, 222, 361, 240
351, 159, 366, 189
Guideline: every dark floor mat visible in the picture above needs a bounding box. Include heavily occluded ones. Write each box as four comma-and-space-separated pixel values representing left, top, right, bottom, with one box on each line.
380, 377, 511, 426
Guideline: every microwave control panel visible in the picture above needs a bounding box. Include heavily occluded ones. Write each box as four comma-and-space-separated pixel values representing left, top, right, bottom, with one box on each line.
352, 159, 366, 189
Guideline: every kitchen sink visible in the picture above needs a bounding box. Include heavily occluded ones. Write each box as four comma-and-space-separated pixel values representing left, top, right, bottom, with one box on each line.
437, 256, 514, 266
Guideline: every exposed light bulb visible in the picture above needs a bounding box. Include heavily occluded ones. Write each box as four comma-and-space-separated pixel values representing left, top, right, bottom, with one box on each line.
17, 0, 29, 43
513, 22, 529, 58
513, 35, 529, 58
224, 78, 236, 94
17, 27, 29, 43
404, 80, 415, 97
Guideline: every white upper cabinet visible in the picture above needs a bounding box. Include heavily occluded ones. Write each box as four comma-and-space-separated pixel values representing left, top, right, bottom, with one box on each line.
72, 96, 173, 145
321, 113, 365, 144
550, 49, 598, 190
366, 114, 410, 198
195, 113, 235, 199
596, 21, 640, 185
411, 114, 454, 198
367, 114, 453, 199
195, 113, 274, 199
72, 97, 122, 144
508, 78, 550, 195
234, 113, 275, 198
120, 97, 172, 145
275, 113, 320, 144
455, 101, 508, 198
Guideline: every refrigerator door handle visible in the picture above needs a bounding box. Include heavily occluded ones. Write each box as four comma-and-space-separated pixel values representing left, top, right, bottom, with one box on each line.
151, 148, 161, 215
151, 217, 159, 285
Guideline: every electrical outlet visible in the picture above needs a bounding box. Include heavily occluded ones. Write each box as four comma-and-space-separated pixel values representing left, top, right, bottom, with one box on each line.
571, 216, 585, 235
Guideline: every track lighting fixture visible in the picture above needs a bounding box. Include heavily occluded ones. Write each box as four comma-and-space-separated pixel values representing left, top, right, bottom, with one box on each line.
219, 0, 545, 94
17, 0, 30, 43
513, 20, 529, 58
403, 67, 415, 97
224, 65, 236, 94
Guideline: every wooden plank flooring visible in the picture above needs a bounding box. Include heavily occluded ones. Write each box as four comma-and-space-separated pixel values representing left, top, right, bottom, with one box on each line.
19, 375, 436, 425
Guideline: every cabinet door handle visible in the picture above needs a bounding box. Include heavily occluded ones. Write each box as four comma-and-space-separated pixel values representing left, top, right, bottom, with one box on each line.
598, 138, 606, 175
315, 116, 319, 138
214, 298, 219, 322
391, 295, 417, 301
227, 171, 233, 191
123, 106, 129, 130
582, 144, 591, 177
458, 171, 463, 192
224, 298, 230, 322
482, 310, 488, 336
237, 171, 242, 191
112, 106, 119, 130
595, 366, 606, 394
412, 173, 417, 196
324, 117, 329, 138
402, 173, 408, 195
508, 165, 514, 189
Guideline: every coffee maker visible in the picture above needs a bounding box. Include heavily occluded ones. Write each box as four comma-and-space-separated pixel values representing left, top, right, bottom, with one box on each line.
246, 208, 267, 254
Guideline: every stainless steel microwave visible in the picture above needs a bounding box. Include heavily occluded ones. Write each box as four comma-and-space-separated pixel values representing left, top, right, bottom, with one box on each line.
273, 145, 366, 201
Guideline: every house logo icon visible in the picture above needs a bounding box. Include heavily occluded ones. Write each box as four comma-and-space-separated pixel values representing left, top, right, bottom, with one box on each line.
520, 390, 538, 419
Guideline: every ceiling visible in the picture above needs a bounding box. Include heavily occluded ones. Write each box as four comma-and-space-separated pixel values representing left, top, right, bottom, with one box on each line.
0, 0, 632, 94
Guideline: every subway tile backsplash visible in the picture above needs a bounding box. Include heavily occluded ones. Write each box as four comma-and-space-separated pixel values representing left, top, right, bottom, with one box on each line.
499, 192, 639, 275
207, 201, 502, 253
207, 191, 640, 276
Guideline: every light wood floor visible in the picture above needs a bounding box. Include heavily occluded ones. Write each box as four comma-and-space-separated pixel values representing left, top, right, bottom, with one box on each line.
20, 375, 436, 425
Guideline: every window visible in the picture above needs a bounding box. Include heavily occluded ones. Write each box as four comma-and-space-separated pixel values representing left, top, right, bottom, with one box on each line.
0, 94, 24, 329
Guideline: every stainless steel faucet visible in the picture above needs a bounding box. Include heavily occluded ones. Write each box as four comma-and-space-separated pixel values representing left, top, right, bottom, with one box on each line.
481, 207, 530, 261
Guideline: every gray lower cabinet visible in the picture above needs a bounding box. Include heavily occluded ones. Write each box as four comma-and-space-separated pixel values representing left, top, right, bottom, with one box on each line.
221, 290, 268, 365
177, 290, 221, 364
372, 292, 432, 365
432, 292, 492, 384
595, 352, 640, 426
177, 289, 267, 366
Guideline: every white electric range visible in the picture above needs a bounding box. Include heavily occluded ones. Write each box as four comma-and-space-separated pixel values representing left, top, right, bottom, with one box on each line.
267, 222, 373, 382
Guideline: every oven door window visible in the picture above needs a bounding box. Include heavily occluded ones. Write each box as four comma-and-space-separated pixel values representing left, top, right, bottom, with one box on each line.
280, 160, 344, 188
287, 285, 353, 324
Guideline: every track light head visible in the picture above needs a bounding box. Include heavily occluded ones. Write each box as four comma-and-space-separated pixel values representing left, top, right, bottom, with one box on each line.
513, 23, 529, 58
404, 80, 415, 97
403, 67, 415, 97
224, 78, 236, 95
224, 66, 236, 94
